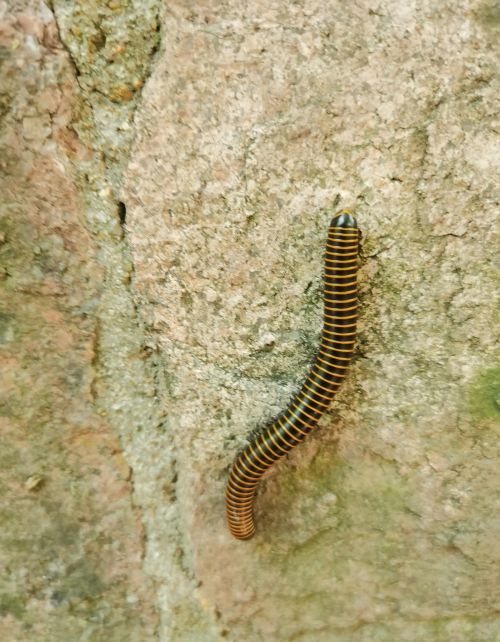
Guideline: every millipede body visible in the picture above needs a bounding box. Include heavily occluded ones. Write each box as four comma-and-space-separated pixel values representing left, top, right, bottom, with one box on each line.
225, 210, 360, 540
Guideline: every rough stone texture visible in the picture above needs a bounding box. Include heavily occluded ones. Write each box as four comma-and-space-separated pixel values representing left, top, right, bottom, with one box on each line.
1, 0, 499, 641
124, 1, 500, 641
0, 1, 160, 640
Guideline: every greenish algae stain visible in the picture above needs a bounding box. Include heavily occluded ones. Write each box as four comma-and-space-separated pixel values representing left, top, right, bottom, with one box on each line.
478, 0, 500, 26
263, 446, 417, 571
0, 594, 26, 619
468, 365, 500, 420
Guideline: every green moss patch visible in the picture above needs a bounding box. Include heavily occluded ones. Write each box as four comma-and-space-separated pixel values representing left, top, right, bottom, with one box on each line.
468, 365, 500, 420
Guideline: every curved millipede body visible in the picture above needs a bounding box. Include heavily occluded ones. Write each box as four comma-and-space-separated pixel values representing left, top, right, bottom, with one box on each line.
225, 210, 361, 539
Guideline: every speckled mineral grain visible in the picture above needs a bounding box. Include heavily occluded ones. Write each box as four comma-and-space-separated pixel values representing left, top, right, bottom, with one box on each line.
1, 0, 499, 641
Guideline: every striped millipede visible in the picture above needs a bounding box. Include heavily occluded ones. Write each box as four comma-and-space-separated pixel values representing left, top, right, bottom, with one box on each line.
225, 210, 361, 540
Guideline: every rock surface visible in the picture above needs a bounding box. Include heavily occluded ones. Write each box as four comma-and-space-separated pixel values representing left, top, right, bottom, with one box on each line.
0, 1, 159, 640
1, 0, 499, 641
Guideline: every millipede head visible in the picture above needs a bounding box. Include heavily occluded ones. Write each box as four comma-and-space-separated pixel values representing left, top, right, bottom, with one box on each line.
331, 209, 357, 229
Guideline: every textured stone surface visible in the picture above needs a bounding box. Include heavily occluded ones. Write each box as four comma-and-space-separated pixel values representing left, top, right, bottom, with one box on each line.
2, 0, 500, 641
124, 1, 500, 641
0, 1, 159, 639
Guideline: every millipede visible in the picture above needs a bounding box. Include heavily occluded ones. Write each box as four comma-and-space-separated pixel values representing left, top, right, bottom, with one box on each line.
225, 209, 361, 540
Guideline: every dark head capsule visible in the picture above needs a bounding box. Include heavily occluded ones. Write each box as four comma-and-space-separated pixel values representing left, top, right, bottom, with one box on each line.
331, 209, 357, 229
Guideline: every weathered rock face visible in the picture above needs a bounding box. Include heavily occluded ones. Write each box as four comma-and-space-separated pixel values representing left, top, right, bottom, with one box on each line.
1, 0, 499, 641
124, 1, 500, 640
0, 1, 159, 640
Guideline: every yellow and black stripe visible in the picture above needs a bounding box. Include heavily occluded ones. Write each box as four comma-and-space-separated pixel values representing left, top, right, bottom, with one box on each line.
225, 210, 360, 540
